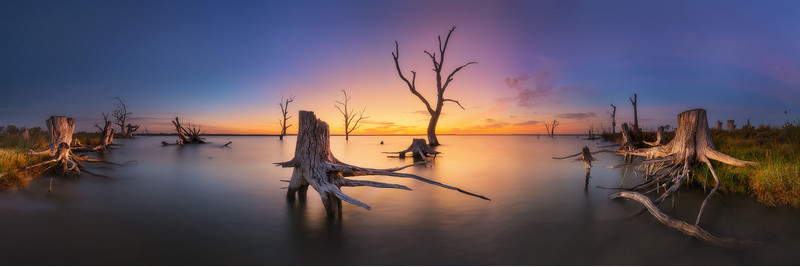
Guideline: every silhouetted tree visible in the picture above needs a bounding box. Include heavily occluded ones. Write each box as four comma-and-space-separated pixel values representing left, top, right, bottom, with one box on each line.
335, 90, 367, 141
544, 120, 559, 138
608, 104, 617, 134
392, 26, 476, 146
112, 97, 139, 137
629, 93, 639, 132
278, 95, 295, 140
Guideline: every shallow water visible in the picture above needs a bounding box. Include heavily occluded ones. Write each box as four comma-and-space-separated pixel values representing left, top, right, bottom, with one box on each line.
0, 135, 798, 265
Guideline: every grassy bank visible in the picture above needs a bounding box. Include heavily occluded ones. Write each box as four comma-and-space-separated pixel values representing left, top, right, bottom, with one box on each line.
0, 126, 102, 188
603, 123, 800, 208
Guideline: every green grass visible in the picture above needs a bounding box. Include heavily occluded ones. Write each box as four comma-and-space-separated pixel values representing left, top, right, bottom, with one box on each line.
602, 123, 800, 208
694, 124, 800, 207
0, 126, 51, 188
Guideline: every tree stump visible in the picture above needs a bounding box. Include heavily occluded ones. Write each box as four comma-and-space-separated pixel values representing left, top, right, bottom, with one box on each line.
716, 120, 722, 130
611, 109, 757, 247
384, 138, 440, 161
644, 126, 666, 147
40, 116, 75, 155
726, 120, 735, 131
172, 117, 205, 144
276, 111, 488, 217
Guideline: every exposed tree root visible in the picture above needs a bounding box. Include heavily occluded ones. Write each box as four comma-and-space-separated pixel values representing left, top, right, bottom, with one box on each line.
608, 109, 758, 247
276, 111, 489, 217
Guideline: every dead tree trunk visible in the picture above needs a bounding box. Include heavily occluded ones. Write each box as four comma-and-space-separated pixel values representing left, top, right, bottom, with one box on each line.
125, 124, 140, 137
608, 104, 617, 135
38, 116, 75, 155
392, 26, 476, 146
726, 120, 735, 131
74, 114, 116, 152
278, 95, 295, 141
552, 146, 597, 190
383, 138, 440, 161
172, 117, 206, 144
716, 120, 722, 130
644, 126, 666, 147
276, 111, 488, 217
611, 109, 758, 248
629, 93, 639, 132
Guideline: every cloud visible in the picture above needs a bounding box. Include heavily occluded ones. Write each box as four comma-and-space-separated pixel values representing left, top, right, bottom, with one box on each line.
360, 120, 396, 126
502, 73, 556, 107
514, 120, 540, 126
557, 112, 597, 120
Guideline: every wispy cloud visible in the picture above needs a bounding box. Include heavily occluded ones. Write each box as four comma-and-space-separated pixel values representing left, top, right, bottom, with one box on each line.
557, 112, 596, 120
514, 120, 540, 126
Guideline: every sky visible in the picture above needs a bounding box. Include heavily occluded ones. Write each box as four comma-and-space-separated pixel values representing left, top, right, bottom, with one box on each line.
1, 0, 799, 135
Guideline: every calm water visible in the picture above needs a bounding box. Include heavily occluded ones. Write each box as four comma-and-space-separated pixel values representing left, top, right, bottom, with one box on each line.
1, 135, 799, 265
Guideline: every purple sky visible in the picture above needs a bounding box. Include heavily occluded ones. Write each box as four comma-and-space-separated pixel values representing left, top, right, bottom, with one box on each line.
1, 0, 799, 134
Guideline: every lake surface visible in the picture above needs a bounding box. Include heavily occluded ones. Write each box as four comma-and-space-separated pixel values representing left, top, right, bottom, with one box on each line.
1, 135, 799, 265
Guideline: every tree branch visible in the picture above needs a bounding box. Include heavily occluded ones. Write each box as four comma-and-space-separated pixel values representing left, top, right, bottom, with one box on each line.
393, 41, 434, 114
443, 98, 465, 110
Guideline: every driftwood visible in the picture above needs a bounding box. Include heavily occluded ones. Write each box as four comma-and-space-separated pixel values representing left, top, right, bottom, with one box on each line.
643, 126, 666, 147
276, 111, 489, 217
171, 117, 205, 144
610, 109, 757, 247
383, 138, 440, 161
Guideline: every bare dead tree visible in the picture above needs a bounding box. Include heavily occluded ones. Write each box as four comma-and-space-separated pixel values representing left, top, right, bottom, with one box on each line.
278, 95, 295, 140
544, 120, 559, 138
392, 26, 476, 146
608, 104, 617, 135
171, 117, 205, 144
112, 97, 134, 137
335, 90, 368, 141
629, 93, 639, 132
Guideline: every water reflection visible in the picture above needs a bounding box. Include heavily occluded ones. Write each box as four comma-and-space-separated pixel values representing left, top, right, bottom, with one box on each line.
0, 135, 797, 265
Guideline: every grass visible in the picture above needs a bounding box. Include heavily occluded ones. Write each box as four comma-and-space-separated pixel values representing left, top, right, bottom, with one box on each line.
0, 126, 51, 188
603, 122, 800, 208
694, 124, 800, 207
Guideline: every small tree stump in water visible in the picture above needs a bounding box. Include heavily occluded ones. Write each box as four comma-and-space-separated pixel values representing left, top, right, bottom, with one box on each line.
384, 138, 440, 161
276, 111, 488, 217
611, 109, 758, 247
172, 117, 205, 144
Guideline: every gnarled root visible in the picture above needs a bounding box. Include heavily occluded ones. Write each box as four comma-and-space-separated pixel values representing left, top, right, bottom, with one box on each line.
383, 138, 440, 161
611, 191, 760, 249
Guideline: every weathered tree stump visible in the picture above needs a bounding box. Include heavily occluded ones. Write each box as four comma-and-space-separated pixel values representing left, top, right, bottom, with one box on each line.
172, 117, 205, 144
383, 138, 440, 161
276, 111, 488, 217
726, 120, 735, 131
716, 120, 722, 130
74, 114, 116, 152
553, 146, 598, 190
644, 126, 666, 147
611, 109, 757, 247
38, 116, 75, 155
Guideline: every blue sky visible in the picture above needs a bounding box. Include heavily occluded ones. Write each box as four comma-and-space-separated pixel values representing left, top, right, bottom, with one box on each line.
1, 0, 799, 134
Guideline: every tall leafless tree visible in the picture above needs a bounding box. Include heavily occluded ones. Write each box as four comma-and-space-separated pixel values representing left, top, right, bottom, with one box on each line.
112, 96, 138, 137
335, 90, 368, 141
392, 26, 477, 146
629, 93, 639, 132
608, 104, 617, 134
278, 95, 295, 140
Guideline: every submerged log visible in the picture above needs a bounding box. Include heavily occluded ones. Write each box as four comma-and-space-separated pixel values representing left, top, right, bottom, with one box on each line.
611, 109, 757, 247
383, 138, 440, 161
276, 111, 489, 217
172, 117, 206, 144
